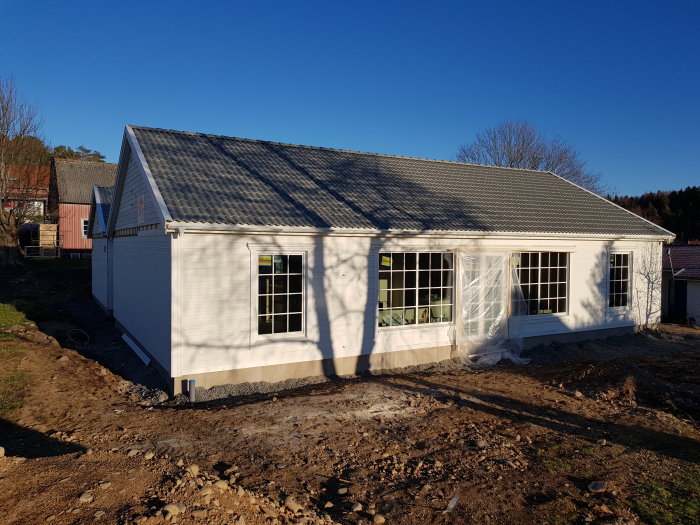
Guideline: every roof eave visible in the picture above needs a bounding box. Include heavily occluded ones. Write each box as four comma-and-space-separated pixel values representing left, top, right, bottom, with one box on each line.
163, 221, 675, 241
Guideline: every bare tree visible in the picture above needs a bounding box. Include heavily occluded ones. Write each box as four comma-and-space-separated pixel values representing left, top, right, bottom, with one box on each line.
634, 243, 663, 329
456, 120, 606, 194
0, 78, 46, 266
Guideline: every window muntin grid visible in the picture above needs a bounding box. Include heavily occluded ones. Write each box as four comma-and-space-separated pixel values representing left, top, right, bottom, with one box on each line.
378, 252, 454, 327
609, 253, 630, 308
257, 254, 303, 334
514, 252, 569, 315
82, 218, 89, 238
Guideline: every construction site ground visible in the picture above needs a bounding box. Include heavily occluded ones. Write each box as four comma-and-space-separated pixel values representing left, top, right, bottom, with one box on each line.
0, 260, 698, 525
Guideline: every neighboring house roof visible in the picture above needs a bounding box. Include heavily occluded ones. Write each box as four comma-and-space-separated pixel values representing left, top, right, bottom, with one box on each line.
3, 165, 50, 200
129, 126, 673, 237
663, 244, 700, 280
54, 159, 117, 204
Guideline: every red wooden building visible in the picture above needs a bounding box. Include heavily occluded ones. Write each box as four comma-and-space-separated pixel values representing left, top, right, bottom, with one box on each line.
48, 159, 116, 257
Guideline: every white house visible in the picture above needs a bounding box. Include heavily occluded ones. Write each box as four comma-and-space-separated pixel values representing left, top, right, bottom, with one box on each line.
91, 125, 674, 394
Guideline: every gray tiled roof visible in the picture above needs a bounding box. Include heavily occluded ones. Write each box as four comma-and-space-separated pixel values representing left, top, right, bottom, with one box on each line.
95, 186, 114, 228
130, 126, 672, 237
55, 159, 117, 204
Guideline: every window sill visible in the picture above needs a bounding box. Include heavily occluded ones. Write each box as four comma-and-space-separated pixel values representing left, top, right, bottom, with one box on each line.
378, 321, 454, 331
254, 332, 307, 345
520, 313, 570, 323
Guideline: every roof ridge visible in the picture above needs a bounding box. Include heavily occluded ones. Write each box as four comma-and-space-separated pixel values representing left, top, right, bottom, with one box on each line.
54, 158, 117, 166
129, 125, 552, 175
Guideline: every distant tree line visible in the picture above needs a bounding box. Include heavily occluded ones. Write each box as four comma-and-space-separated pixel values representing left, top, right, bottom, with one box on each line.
610, 186, 700, 242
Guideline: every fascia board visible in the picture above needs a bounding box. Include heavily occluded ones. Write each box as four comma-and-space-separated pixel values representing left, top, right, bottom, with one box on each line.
163, 221, 674, 242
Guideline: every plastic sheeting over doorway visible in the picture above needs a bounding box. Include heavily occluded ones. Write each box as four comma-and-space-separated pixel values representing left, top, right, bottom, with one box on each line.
457, 251, 530, 366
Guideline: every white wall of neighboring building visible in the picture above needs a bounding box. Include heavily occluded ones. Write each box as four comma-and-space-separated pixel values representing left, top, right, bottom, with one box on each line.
91, 237, 109, 310
168, 231, 661, 379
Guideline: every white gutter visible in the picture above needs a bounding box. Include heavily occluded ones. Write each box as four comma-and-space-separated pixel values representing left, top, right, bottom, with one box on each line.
163, 221, 674, 242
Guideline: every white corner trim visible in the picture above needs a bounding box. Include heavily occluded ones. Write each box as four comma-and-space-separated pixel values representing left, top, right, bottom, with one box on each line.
125, 125, 172, 222
122, 333, 151, 365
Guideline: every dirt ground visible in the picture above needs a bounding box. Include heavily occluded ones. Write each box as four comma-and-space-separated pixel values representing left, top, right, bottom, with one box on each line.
1, 262, 699, 524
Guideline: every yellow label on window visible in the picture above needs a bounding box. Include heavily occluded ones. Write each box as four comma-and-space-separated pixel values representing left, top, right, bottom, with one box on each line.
381, 256, 391, 267
258, 256, 272, 266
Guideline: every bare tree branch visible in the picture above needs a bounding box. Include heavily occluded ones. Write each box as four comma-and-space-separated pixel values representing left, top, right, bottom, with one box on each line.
456, 120, 607, 194
0, 77, 47, 266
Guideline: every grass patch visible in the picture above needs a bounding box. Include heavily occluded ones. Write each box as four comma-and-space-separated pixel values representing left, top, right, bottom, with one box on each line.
539, 457, 573, 473
630, 470, 700, 525
0, 345, 24, 360
0, 303, 26, 329
11, 299, 56, 323
0, 370, 31, 415
0, 332, 21, 342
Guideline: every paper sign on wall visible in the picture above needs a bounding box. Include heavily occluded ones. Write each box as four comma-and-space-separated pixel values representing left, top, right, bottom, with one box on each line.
137, 195, 145, 224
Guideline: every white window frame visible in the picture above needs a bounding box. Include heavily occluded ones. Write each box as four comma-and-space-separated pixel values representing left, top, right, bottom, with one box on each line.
253, 251, 306, 339
377, 251, 455, 329
514, 251, 570, 316
608, 252, 632, 310
81, 218, 89, 238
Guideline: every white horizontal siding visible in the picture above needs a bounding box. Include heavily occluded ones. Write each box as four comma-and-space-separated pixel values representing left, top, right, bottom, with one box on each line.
115, 150, 162, 230
112, 234, 171, 372
173, 234, 661, 377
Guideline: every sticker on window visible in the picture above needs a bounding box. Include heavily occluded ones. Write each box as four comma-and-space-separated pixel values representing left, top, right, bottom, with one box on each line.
380, 256, 391, 268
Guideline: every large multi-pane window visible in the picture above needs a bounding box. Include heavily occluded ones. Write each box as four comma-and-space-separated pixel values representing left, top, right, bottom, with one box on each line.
378, 252, 453, 327
514, 252, 569, 315
257, 254, 303, 334
609, 253, 630, 308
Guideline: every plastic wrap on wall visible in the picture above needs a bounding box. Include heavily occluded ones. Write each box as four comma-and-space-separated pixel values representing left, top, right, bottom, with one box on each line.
457, 252, 530, 367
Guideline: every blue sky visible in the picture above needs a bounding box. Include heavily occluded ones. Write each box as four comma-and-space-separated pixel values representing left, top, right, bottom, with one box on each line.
1, 0, 698, 195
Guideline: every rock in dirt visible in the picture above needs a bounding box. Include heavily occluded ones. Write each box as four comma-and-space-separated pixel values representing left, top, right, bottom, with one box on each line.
143, 451, 155, 460
186, 464, 200, 476
475, 440, 487, 449
214, 480, 229, 491
574, 390, 584, 399
126, 449, 139, 457
373, 515, 386, 524
284, 496, 302, 513
94, 510, 105, 518
588, 480, 608, 493
162, 503, 183, 516
337, 487, 348, 495
0, 446, 4, 458
324, 502, 333, 509
596, 439, 607, 446
191, 509, 208, 518
78, 492, 94, 503
351, 502, 363, 512
98, 481, 112, 489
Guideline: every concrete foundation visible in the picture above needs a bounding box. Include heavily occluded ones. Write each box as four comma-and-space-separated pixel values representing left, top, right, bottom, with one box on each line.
521, 325, 636, 349
119, 324, 640, 396
171, 345, 454, 394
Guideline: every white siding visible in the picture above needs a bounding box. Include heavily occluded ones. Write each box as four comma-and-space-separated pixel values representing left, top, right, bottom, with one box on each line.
687, 281, 700, 322
91, 238, 109, 309
115, 150, 162, 230
112, 234, 171, 372
172, 233, 662, 377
